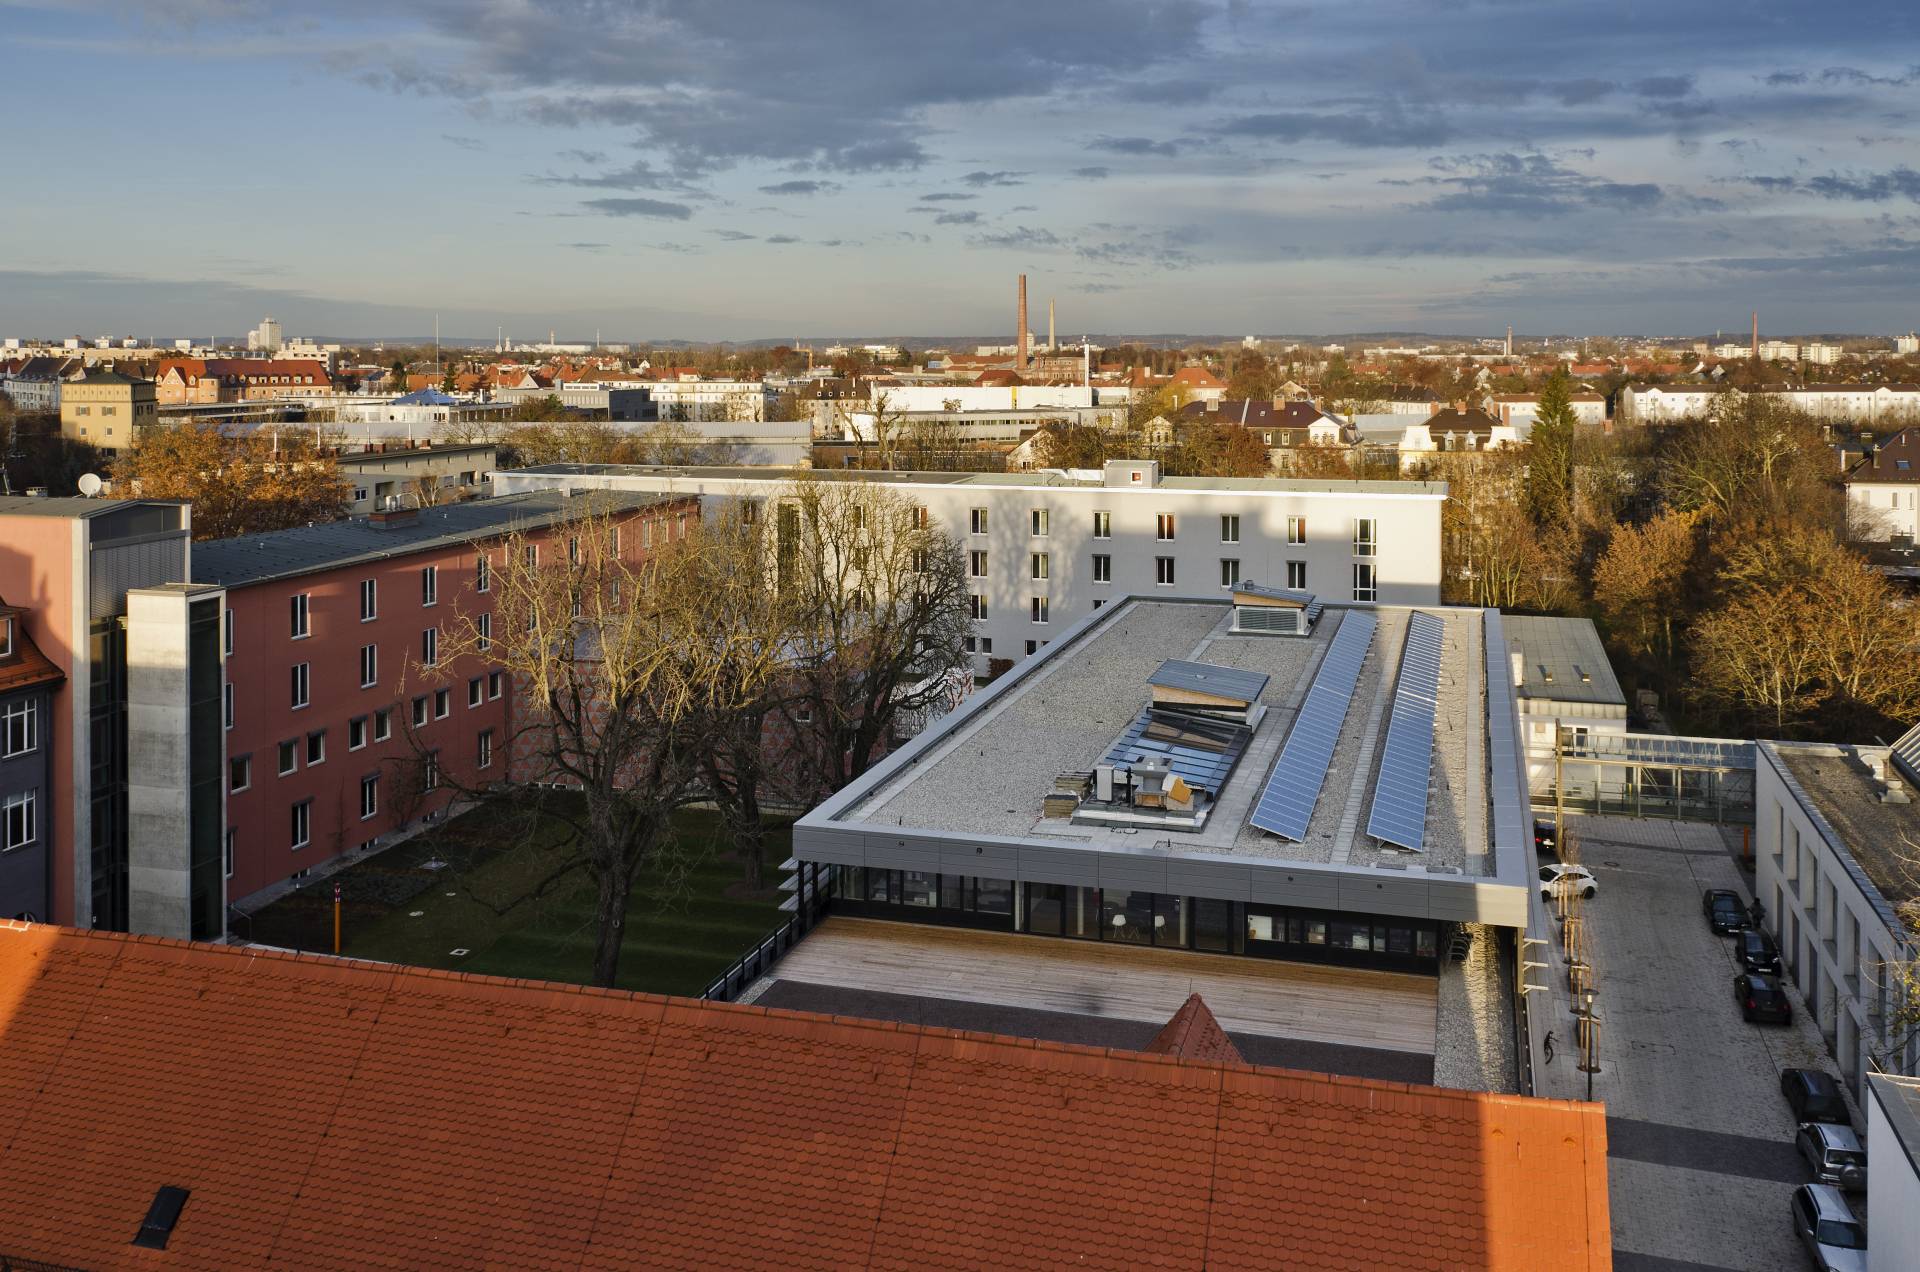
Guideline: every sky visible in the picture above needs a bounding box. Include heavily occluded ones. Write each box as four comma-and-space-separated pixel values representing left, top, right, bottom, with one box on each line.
4, 0, 1920, 343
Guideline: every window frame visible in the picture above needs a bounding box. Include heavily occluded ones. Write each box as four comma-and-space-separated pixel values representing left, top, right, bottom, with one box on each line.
289, 592, 311, 640
2, 699, 36, 758
359, 578, 378, 622
1156, 512, 1175, 541
1220, 514, 1240, 544
290, 662, 310, 710
229, 754, 252, 793
1091, 553, 1112, 584
3, 790, 36, 852
291, 799, 312, 849
359, 642, 378, 688
1156, 556, 1176, 586
360, 773, 379, 820
421, 564, 438, 607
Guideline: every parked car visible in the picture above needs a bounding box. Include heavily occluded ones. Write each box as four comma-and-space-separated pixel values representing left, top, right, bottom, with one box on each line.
1781, 1069, 1850, 1125
1797, 1121, 1868, 1191
1533, 818, 1558, 859
1736, 972, 1792, 1024
1539, 864, 1597, 900
1790, 1183, 1866, 1272
1702, 888, 1748, 935
1736, 928, 1783, 976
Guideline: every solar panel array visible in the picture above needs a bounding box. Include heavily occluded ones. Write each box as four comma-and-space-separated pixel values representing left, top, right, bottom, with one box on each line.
1248, 610, 1378, 841
1482, 611, 1528, 859
1104, 707, 1251, 797
1894, 719, 1920, 790
1366, 612, 1446, 852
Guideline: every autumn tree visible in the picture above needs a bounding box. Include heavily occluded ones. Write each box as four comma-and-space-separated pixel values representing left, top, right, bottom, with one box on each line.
1032, 422, 1118, 470
1287, 440, 1356, 479
1525, 367, 1576, 528
118, 421, 350, 540
1658, 391, 1837, 529
1591, 509, 1699, 665
777, 478, 971, 793
1166, 423, 1271, 478
1225, 350, 1279, 402
1437, 450, 1572, 610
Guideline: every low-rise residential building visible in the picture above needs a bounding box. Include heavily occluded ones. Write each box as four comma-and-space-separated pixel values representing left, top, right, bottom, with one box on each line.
1844, 427, 1920, 542
334, 443, 498, 514
59, 368, 158, 454
1501, 616, 1629, 801
492, 461, 1446, 677
1754, 725, 1920, 1096
1395, 406, 1522, 469
155, 358, 333, 404
645, 377, 775, 422
0, 603, 64, 921
0, 355, 78, 413
1490, 391, 1609, 431
1616, 383, 1722, 424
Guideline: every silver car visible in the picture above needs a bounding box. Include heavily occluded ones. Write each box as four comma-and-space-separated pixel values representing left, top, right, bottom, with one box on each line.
1791, 1183, 1866, 1272
1797, 1122, 1868, 1191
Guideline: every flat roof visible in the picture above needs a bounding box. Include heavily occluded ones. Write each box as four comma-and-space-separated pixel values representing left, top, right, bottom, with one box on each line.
504, 463, 1446, 498
1502, 615, 1627, 710
806, 599, 1528, 926
191, 490, 674, 590
0, 495, 176, 520
1772, 742, 1920, 913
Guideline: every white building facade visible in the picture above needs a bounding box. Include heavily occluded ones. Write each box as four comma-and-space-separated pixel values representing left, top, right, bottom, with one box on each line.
492, 460, 1446, 674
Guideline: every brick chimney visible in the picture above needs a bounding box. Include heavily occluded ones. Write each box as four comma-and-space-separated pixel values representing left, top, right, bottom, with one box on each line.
1016, 274, 1029, 371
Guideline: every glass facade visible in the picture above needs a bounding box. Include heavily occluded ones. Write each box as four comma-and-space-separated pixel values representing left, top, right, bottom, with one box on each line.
186, 597, 226, 941
826, 868, 1440, 972
88, 618, 128, 931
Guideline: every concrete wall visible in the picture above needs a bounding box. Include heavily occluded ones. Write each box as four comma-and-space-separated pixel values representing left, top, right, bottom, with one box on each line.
126, 585, 221, 938
492, 468, 1445, 676
1755, 743, 1916, 1095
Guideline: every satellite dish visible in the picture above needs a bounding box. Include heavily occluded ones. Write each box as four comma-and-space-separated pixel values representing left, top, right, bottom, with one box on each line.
77, 473, 103, 496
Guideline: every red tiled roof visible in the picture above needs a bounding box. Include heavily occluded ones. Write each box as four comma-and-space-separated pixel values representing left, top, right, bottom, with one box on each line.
0, 607, 63, 697
1143, 994, 1243, 1064
0, 923, 1611, 1270
1168, 366, 1225, 389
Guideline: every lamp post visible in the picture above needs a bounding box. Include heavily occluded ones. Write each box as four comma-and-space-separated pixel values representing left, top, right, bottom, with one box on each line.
1576, 988, 1601, 1101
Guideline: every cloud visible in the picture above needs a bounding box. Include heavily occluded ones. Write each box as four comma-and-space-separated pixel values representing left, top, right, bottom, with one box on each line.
1088, 135, 1179, 156
560, 148, 607, 164
533, 159, 699, 194
969, 225, 1066, 251
709, 229, 758, 240
1211, 110, 1449, 148
962, 169, 1028, 187
581, 197, 694, 220
919, 192, 977, 202
1398, 151, 1667, 216
1632, 75, 1694, 98
758, 179, 839, 195
933, 210, 981, 225
1073, 166, 1111, 180
441, 133, 484, 151
765, 234, 801, 244
561, 241, 609, 251
1737, 167, 1920, 201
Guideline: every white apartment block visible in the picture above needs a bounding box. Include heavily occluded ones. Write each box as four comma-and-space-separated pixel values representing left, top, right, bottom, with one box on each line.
1897, 333, 1920, 356
875, 385, 1099, 414
1803, 342, 1843, 365
1621, 382, 1920, 426
1844, 427, 1920, 542
1488, 392, 1609, 431
645, 379, 775, 423
1754, 728, 1920, 1097
491, 460, 1445, 672
1617, 384, 1722, 423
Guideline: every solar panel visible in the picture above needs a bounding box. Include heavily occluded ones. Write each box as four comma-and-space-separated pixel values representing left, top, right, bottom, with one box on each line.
1893, 719, 1920, 790
1483, 610, 1527, 859
1366, 612, 1446, 852
1248, 610, 1378, 841
1103, 707, 1251, 797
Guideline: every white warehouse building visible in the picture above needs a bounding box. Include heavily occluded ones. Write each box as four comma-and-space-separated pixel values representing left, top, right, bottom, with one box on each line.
491, 460, 1446, 675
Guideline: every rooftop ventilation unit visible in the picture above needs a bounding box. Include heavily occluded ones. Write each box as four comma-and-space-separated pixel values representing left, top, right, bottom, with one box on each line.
1229, 582, 1322, 636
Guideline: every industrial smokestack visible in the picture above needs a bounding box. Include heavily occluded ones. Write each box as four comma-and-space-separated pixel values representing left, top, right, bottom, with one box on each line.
1752, 311, 1759, 358
1017, 274, 1029, 371
1049, 298, 1056, 351
1505, 325, 1513, 357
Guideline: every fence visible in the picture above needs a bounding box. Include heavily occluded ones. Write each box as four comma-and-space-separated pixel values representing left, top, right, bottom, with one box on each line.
701, 861, 835, 1002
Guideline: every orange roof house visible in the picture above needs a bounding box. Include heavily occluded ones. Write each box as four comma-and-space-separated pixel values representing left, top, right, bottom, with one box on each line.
0, 923, 1611, 1270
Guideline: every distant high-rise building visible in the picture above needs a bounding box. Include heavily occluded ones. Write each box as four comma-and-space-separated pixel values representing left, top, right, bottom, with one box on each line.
1896, 332, 1919, 356
246, 316, 282, 353
1016, 275, 1029, 371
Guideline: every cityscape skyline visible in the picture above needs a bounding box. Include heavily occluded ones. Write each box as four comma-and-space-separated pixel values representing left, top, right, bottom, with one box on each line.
4, 1, 1919, 338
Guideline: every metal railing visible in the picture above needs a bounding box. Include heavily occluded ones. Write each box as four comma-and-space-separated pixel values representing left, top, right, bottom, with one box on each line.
701, 861, 835, 1002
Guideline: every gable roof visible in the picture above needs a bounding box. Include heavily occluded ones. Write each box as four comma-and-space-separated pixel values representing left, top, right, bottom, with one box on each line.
1845, 427, 1920, 484
1168, 365, 1225, 390
0, 922, 1613, 1271
0, 603, 64, 697
1179, 399, 1328, 430
1143, 994, 1243, 1063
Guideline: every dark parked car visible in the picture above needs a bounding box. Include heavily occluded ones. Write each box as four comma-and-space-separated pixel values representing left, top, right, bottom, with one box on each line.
1796, 1121, 1868, 1191
1781, 1069, 1849, 1125
1736, 929, 1783, 975
1702, 888, 1748, 935
1736, 972, 1792, 1024
1533, 818, 1558, 859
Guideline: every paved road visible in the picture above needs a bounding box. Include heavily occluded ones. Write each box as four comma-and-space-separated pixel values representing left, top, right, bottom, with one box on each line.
1534, 816, 1861, 1272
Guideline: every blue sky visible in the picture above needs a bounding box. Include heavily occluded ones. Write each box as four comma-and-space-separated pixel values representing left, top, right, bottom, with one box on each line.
4, 0, 1919, 342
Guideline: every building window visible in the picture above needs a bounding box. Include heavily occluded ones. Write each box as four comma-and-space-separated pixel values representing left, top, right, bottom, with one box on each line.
1025, 640, 1038, 655
360, 643, 377, 688
488, 671, 504, 700
1030, 508, 1049, 537
289, 593, 310, 639
978, 637, 993, 654
1030, 552, 1049, 581
306, 730, 326, 766
421, 565, 438, 607
360, 578, 377, 621
4, 792, 35, 851
1157, 513, 1175, 541
475, 554, 491, 593
478, 729, 494, 770
1287, 560, 1307, 590
223, 682, 234, 730
424, 753, 442, 791
969, 550, 987, 578
1353, 518, 1377, 557
969, 507, 988, 535
567, 535, 580, 565
360, 774, 378, 820
1031, 596, 1049, 623
1287, 515, 1307, 545
291, 800, 311, 849
2, 699, 36, 757
1353, 562, 1377, 602
964, 635, 977, 654
477, 612, 492, 652
229, 755, 252, 793
969, 594, 988, 622
1221, 558, 1241, 588
374, 708, 392, 742
224, 828, 235, 879
349, 716, 367, 750
421, 627, 438, 667
434, 688, 451, 719
352, 486, 369, 504
1156, 557, 1176, 586
290, 662, 309, 709
277, 740, 297, 776
468, 676, 483, 708
224, 607, 233, 657
1091, 554, 1112, 584
412, 696, 428, 728
1221, 514, 1240, 544
523, 544, 539, 569
1093, 510, 1111, 539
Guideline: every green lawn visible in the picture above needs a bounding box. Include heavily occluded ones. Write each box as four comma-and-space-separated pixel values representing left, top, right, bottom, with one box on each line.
242, 803, 793, 997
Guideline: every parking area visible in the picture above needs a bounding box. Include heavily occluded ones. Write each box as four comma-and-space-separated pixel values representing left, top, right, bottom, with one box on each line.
1534, 816, 1861, 1272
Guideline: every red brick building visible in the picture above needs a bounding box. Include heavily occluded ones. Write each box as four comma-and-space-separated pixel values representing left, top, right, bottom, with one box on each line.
193, 490, 694, 904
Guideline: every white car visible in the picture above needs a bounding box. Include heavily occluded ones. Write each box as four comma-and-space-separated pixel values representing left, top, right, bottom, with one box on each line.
1539, 864, 1597, 900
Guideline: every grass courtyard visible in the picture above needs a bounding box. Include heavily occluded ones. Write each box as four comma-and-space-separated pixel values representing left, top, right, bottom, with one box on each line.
242, 802, 793, 997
